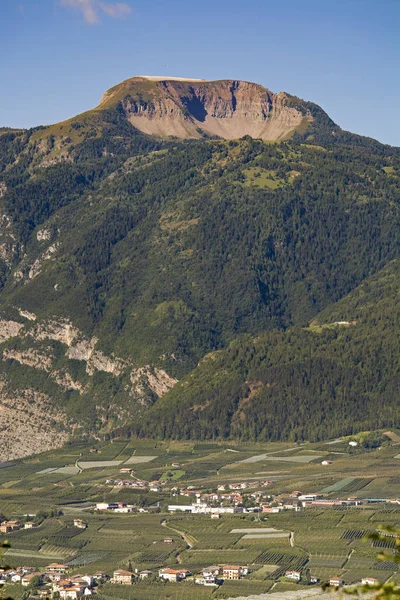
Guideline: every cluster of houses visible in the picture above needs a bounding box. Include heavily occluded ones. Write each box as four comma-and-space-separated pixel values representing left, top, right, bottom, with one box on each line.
166, 481, 400, 513
167, 485, 272, 515
0, 564, 106, 598
327, 577, 377, 588
196, 565, 248, 585
176, 481, 271, 498
166, 487, 372, 515
0, 517, 85, 536
109, 565, 250, 586
268, 492, 364, 510
161, 565, 249, 585
273, 491, 400, 510
285, 570, 319, 583
108, 566, 378, 588
167, 487, 380, 515
104, 469, 163, 492
105, 477, 150, 489
0, 566, 38, 587
0, 519, 36, 534
107, 567, 380, 589
285, 572, 339, 586
257, 491, 388, 512
218, 481, 272, 491
93, 472, 400, 515
0, 563, 381, 594
284, 572, 380, 588
178, 489, 245, 503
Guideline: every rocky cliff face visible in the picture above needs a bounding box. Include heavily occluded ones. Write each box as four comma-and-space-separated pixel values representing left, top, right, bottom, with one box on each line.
0, 377, 69, 461
0, 313, 178, 459
0, 315, 177, 397
99, 77, 311, 140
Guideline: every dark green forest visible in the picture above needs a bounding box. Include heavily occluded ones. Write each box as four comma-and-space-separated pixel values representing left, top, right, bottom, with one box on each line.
0, 99, 399, 441
133, 260, 400, 441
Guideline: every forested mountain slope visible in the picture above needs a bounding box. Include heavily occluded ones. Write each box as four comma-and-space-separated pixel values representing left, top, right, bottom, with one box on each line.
134, 261, 400, 441
0, 78, 399, 455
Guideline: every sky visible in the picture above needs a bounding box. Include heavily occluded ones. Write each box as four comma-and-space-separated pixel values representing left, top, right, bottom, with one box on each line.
1, 0, 400, 145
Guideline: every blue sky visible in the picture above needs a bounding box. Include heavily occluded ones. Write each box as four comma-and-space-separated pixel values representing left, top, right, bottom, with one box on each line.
2, 0, 400, 145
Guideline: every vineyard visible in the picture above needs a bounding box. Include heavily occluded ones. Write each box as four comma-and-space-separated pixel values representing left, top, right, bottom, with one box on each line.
340, 478, 374, 492
340, 529, 372, 541
136, 550, 174, 563
255, 550, 308, 576
372, 560, 399, 570
307, 555, 348, 569
372, 537, 398, 550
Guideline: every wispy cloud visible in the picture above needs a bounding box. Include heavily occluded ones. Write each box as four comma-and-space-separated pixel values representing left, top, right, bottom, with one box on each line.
98, 2, 131, 18
60, 0, 132, 24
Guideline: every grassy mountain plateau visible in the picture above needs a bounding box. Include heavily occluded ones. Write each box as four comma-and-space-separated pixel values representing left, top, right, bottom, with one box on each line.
0, 76, 400, 460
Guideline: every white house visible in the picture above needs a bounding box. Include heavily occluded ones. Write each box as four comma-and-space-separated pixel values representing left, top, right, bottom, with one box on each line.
222, 566, 248, 580
330, 577, 344, 587
158, 568, 190, 582
74, 519, 87, 529
285, 570, 301, 581
195, 577, 218, 586
203, 566, 220, 581
139, 570, 153, 579
361, 578, 378, 586
298, 494, 323, 501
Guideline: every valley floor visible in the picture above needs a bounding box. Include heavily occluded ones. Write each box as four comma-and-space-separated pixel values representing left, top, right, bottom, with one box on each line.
0, 437, 399, 599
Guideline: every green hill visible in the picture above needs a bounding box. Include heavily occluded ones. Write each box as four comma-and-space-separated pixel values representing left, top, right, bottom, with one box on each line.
134, 260, 400, 441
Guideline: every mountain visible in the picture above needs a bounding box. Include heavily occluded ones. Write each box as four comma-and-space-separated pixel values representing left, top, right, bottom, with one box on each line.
98, 76, 313, 140
0, 77, 399, 458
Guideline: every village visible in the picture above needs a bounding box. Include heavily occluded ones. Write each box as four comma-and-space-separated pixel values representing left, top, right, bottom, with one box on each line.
0, 481, 391, 599
1, 436, 399, 599
93, 481, 399, 515
0, 559, 381, 598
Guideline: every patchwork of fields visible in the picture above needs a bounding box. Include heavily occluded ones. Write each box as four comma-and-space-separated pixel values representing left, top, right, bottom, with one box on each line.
0, 437, 399, 599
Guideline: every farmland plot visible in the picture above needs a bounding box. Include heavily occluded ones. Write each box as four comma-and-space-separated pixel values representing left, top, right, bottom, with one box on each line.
243, 533, 289, 539
231, 528, 285, 534
242, 454, 322, 464
78, 460, 123, 469
124, 455, 158, 464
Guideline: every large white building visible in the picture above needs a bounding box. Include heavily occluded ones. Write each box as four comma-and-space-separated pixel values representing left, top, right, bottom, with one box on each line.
168, 501, 245, 515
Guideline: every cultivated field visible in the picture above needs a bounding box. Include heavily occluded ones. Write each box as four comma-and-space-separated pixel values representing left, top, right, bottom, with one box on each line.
0, 437, 399, 599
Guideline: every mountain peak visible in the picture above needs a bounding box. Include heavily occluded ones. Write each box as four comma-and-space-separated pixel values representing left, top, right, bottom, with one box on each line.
136, 76, 209, 82
98, 76, 313, 141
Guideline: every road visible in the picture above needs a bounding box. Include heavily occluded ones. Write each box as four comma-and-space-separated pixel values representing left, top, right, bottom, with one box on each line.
161, 519, 197, 563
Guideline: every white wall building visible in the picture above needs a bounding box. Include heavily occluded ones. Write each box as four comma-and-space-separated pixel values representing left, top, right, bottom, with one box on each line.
168, 500, 245, 514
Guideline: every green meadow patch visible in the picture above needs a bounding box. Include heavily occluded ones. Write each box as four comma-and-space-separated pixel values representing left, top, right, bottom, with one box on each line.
242, 167, 287, 189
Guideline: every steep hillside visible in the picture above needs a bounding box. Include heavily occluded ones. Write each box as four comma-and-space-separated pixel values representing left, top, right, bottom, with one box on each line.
135, 260, 400, 442
0, 77, 400, 455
